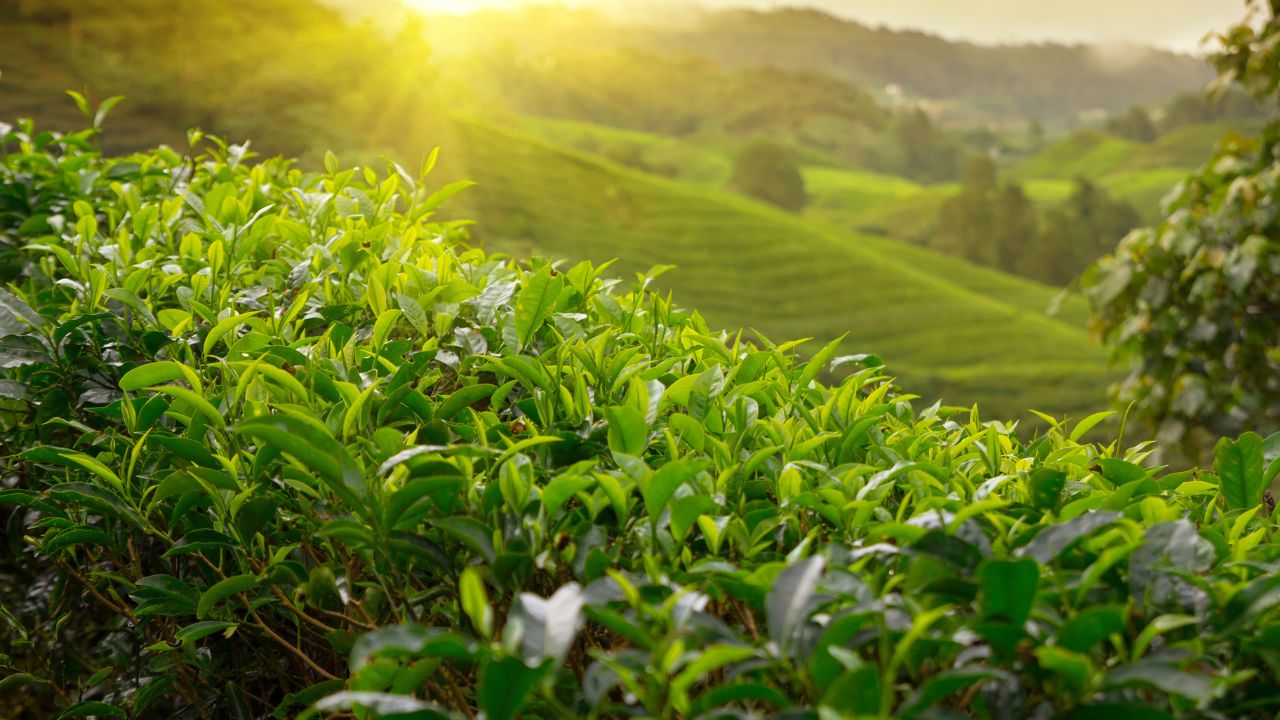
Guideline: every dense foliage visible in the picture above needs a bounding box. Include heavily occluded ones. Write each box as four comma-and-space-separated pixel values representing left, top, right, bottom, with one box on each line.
730, 141, 808, 212
937, 156, 1139, 285
4, 105, 1280, 720
1082, 0, 1280, 461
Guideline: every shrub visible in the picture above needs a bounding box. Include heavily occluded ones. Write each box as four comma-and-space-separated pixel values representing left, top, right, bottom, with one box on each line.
1081, 1, 1279, 461
4, 112, 1280, 720
729, 140, 807, 212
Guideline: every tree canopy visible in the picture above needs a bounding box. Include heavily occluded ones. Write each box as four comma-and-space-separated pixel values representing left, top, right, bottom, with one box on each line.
730, 140, 808, 212
1083, 0, 1280, 459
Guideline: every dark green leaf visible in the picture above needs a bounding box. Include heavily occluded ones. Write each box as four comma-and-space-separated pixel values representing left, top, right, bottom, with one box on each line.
197, 574, 259, 619
767, 556, 824, 652
479, 656, 548, 720
979, 558, 1039, 625
1028, 467, 1066, 510
1215, 432, 1266, 510
1020, 511, 1121, 563
1056, 605, 1125, 652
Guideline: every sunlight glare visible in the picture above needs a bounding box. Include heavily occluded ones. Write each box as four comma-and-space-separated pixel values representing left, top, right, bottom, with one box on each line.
406, 0, 586, 14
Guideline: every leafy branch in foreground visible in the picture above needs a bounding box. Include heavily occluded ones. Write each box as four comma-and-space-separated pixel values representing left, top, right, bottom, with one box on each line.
2, 103, 1280, 720
1082, 0, 1280, 462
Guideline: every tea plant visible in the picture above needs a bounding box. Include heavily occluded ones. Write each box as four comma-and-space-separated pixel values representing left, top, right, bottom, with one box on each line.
3, 107, 1280, 720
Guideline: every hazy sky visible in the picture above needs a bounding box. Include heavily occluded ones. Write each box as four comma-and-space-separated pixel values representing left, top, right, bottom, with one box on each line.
407, 0, 1248, 52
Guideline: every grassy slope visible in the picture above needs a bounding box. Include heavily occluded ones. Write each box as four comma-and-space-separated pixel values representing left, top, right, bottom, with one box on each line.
453, 116, 1112, 420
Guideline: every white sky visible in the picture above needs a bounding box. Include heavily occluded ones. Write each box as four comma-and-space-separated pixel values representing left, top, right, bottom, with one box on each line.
405, 0, 1249, 52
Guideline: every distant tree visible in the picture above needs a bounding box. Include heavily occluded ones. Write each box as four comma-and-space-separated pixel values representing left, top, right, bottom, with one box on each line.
729, 140, 807, 212
1019, 177, 1139, 285
938, 156, 1138, 285
891, 108, 959, 183
937, 155, 997, 264
992, 182, 1037, 268
1105, 106, 1158, 142
1026, 118, 1046, 151
1162, 88, 1265, 133
1082, 0, 1280, 460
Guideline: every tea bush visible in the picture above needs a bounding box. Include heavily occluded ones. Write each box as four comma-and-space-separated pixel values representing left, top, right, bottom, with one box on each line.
3, 112, 1280, 720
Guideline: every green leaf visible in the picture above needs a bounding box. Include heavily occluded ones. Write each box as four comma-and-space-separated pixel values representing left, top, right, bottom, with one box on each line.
197, 574, 259, 619
819, 665, 880, 717
0, 672, 46, 693
900, 667, 1004, 718
1222, 574, 1280, 634
419, 179, 476, 215
1021, 511, 1121, 564
43, 525, 114, 554
1056, 605, 1125, 652
147, 385, 226, 428
809, 612, 869, 694
688, 683, 791, 718
798, 333, 847, 388
234, 496, 278, 541
1096, 458, 1148, 486
643, 459, 705, 523
1103, 661, 1212, 703
120, 361, 201, 392
1069, 410, 1116, 441
397, 292, 430, 335
93, 95, 125, 129
1028, 468, 1066, 510
431, 517, 496, 564
65, 89, 92, 117
1035, 646, 1092, 689
175, 621, 236, 644
1132, 614, 1199, 659
478, 656, 548, 720
459, 567, 493, 639
104, 287, 158, 327
979, 559, 1039, 625
541, 473, 595, 518
234, 410, 366, 512
0, 288, 45, 335
203, 311, 258, 357
1215, 432, 1266, 510
603, 404, 648, 457
671, 645, 758, 714
514, 266, 564, 348
767, 556, 824, 652
21, 447, 124, 494
385, 475, 466, 528
349, 626, 477, 671
435, 384, 495, 421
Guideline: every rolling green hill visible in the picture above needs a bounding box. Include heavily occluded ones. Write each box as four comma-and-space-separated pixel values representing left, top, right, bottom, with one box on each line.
1016, 120, 1267, 181
452, 117, 1113, 420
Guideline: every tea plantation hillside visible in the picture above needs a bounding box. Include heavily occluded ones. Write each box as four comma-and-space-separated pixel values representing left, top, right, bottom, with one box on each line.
451, 117, 1112, 420
5, 118, 1280, 720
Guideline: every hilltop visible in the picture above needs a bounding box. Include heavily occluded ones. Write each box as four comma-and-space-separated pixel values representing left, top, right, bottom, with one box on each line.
423, 5, 1214, 126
